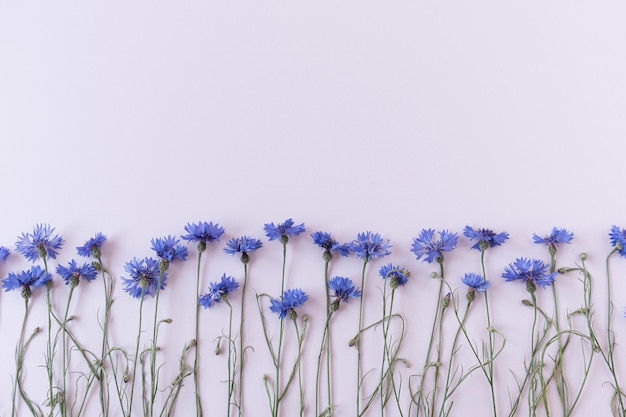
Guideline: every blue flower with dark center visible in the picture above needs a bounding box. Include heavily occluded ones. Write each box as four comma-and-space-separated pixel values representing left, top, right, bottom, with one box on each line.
311, 231, 350, 258
350, 231, 391, 261
15, 224, 64, 262
609, 225, 626, 257
181, 221, 225, 251
461, 273, 491, 292
411, 229, 457, 263
56, 260, 98, 287
2, 265, 52, 297
0, 247, 10, 263
270, 288, 309, 319
532, 228, 574, 249
328, 276, 361, 303
379, 263, 410, 287
199, 274, 239, 309
463, 226, 509, 251
151, 235, 188, 263
121, 257, 166, 299
502, 258, 556, 289
76, 233, 107, 258
264, 218, 306, 242
224, 236, 263, 255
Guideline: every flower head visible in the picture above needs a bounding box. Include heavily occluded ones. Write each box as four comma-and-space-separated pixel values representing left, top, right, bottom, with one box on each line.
0, 247, 10, 263
328, 276, 361, 306
379, 263, 411, 288
350, 231, 391, 261
502, 258, 556, 290
411, 229, 457, 263
270, 288, 309, 319
121, 257, 166, 299
15, 224, 64, 262
461, 272, 491, 292
224, 236, 263, 264
76, 233, 107, 258
264, 218, 306, 243
463, 226, 509, 251
2, 265, 52, 298
199, 274, 239, 309
532, 228, 574, 252
56, 260, 98, 288
181, 221, 225, 252
609, 225, 626, 257
151, 235, 188, 264
311, 231, 350, 259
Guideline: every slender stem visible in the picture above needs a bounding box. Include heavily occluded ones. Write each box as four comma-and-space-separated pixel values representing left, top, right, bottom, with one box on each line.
316, 310, 333, 417
356, 258, 369, 416
238, 261, 248, 417
273, 319, 286, 417
15, 297, 41, 417
324, 260, 332, 414
42, 257, 56, 417
548, 250, 567, 414
481, 250, 498, 417
127, 287, 146, 417
98, 257, 114, 417
605, 249, 626, 415
380, 282, 389, 417
61, 286, 75, 417
226, 300, 234, 417
150, 269, 166, 417
194, 251, 204, 417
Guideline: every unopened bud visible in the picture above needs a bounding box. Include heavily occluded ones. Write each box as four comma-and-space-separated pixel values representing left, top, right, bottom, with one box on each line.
522, 299, 533, 307
442, 293, 451, 309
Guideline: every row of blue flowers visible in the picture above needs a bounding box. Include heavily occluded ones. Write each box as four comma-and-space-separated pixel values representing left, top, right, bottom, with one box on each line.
1, 220, 626, 417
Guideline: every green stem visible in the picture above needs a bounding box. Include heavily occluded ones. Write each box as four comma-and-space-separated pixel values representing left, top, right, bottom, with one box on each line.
42, 257, 56, 417
226, 300, 234, 417
316, 310, 333, 417
61, 285, 75, 417
238, 261, 248, 417
356, 257, 369, 416
194, 251, 204, 417
549, 250, 568, 414
127, 287, 146, 417
605, 249, 626, 415
150, 269, 167, 417
98, 258, 114, 417
481, 250, 498, 417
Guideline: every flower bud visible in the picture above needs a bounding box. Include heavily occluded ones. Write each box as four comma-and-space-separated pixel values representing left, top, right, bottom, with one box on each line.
579, 253, 588, 261
442, 293, 451, 309
322, 250, 333, 262
330, 300, 340, 312
390, 277, 399, 290
466, 288, 476, 303
197, 241, 207, 253
91, 247, 102, 259
525, 281, 536, 294
522, 299, 534, 307
280, 235, 289, 245
479, 241, 489, 252
241, 252, 249, 265
21, 285, 32, 299
70, 274, 80, 289
289, 309, 298, 320
159, 259, 169, 273
92, 261, 102, 271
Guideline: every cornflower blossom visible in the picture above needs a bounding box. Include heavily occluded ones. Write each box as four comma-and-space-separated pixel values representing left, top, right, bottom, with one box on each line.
0, 246, 9, 263
56, 260, 98, 287
270, 288, 309, 319
461, 272, 491, 292
15, 224, 64, 262
224, 236, 263, 263
379, 263, 411, 288
121, 257, 166, 299
2, 265, 52, 298
264, 218, 306, 242
328, 276, 361, 306
311, 231, 351, 259
199, 274, 239, 309
532, 228, 574, 251
463, 226, 509, 251
181, 221, 225, 252
76, 233, 107, 258
151, 235, 188, 265
609, 225, 626, 257
350, 231, 391, 261
502, 258, 556, 289
411, 229, 457, 263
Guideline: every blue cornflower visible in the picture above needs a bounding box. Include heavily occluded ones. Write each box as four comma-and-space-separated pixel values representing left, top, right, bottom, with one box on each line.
532, 228, 574, 251
502, 258, 556, 290
461, 273, 491, 292
151, 235, 188, 264
311, 231, 351, 259
270, 288, 309, 319
609, 225, 626, 257
0, 246, 10, 263
56, 260, 98, 287
328, 276, 361, 305
76, 233, 107, 258
411, 229, 457, 263
264, 218, 306, 243
199, 274, 240, 309
223, 236, 263, 262
379, 263, 411, 288
181, 221, 225, 252
15, 224, 64, 262
2, 265, 52, 298
463, 226, 509, 251
350, 231, 391, 261
121, 257, 166, 299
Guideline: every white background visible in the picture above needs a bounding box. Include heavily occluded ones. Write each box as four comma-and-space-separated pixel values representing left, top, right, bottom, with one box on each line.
1, 1, 626, 416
